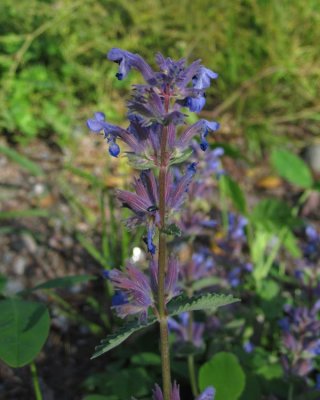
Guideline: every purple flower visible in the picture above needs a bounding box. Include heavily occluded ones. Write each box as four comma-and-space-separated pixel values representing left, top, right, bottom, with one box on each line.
243, 341, 254, 353
152, 382, 180, 400
105, 263, 154, 320
303, 225, 320, 264
180, 251, 215, 283
184, 95, 207, 113
177, 119, 220, 152
228, 214, 248, 241
152, 382, 215, 400
107, 48, 154, 81
192, 67, 218, 90
87, 112, 121, 157
280, 302, 320, 378
196, 387, 216, 400
150, 258, 180, 303
116, 170, 160, 254
168, 313, 205, 349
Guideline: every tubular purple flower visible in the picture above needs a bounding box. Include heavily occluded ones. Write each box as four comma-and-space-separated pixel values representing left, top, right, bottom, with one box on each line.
150, 258, 180, 303
167, 163, 197, 210
117, 170, 160, 253
192, 67, 218, 90
177, 119, 220, 151
105, 264, 154, 320
87, 112, 124, 157
185, 95, 207, 113
168, 313, 205, 348
107, 48, 154, 81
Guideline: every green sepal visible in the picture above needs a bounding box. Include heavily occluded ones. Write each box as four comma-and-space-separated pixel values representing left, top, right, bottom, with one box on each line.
91, 317, 156, 359
126, 153, 155, 170
169, 147, 193, 166
167, 293, 239, 316
162, 223, 182, 237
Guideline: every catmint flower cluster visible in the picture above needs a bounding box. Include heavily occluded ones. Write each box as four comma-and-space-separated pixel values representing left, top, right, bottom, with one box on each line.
88, 48, 221, 398
279, 302, 320, 378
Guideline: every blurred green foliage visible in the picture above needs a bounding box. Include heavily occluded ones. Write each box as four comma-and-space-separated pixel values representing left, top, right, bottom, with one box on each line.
1, 0, 320, 152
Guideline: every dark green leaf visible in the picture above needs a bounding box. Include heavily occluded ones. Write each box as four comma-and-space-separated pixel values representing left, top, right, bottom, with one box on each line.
167, 293, 239, 316
271, 149, 313, 188
91, 318, 156, 359
0, 299, 50, 367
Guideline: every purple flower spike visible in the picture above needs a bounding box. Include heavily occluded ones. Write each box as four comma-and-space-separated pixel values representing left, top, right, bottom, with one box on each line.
192, 67, 218, 90
106, 264, 154, 320
107, 48, 154, 81
152, 383, 215, 400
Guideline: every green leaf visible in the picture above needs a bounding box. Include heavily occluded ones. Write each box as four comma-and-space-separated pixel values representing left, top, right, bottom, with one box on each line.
199, 352, 246, 400
0, 145, 44, 177
250, 198, 300, 232
29, 275, 97, 292
162, 223, 182, 237
0, 209, 49, 219
314, 181, 320, 192
270, 149, 313, 188
131, 352, 161, 366
220, 175, 247, 214
91, 318, 156, 359
167, 293, 239, 316
0, 299, 50, 367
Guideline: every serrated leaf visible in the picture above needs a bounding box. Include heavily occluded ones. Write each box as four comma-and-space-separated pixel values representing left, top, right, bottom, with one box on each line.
162, 223, 182, 237
271, 149, 313, 188
167, 293, 239, 316
91, 318, 156, 359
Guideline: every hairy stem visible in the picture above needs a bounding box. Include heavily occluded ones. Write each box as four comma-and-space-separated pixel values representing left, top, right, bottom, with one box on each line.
157, 90, 172, 400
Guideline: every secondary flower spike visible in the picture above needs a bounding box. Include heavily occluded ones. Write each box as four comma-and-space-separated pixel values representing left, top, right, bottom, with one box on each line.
152, 382, 215, 400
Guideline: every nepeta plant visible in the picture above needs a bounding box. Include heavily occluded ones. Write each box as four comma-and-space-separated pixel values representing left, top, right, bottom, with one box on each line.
87, 48, 238, 399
